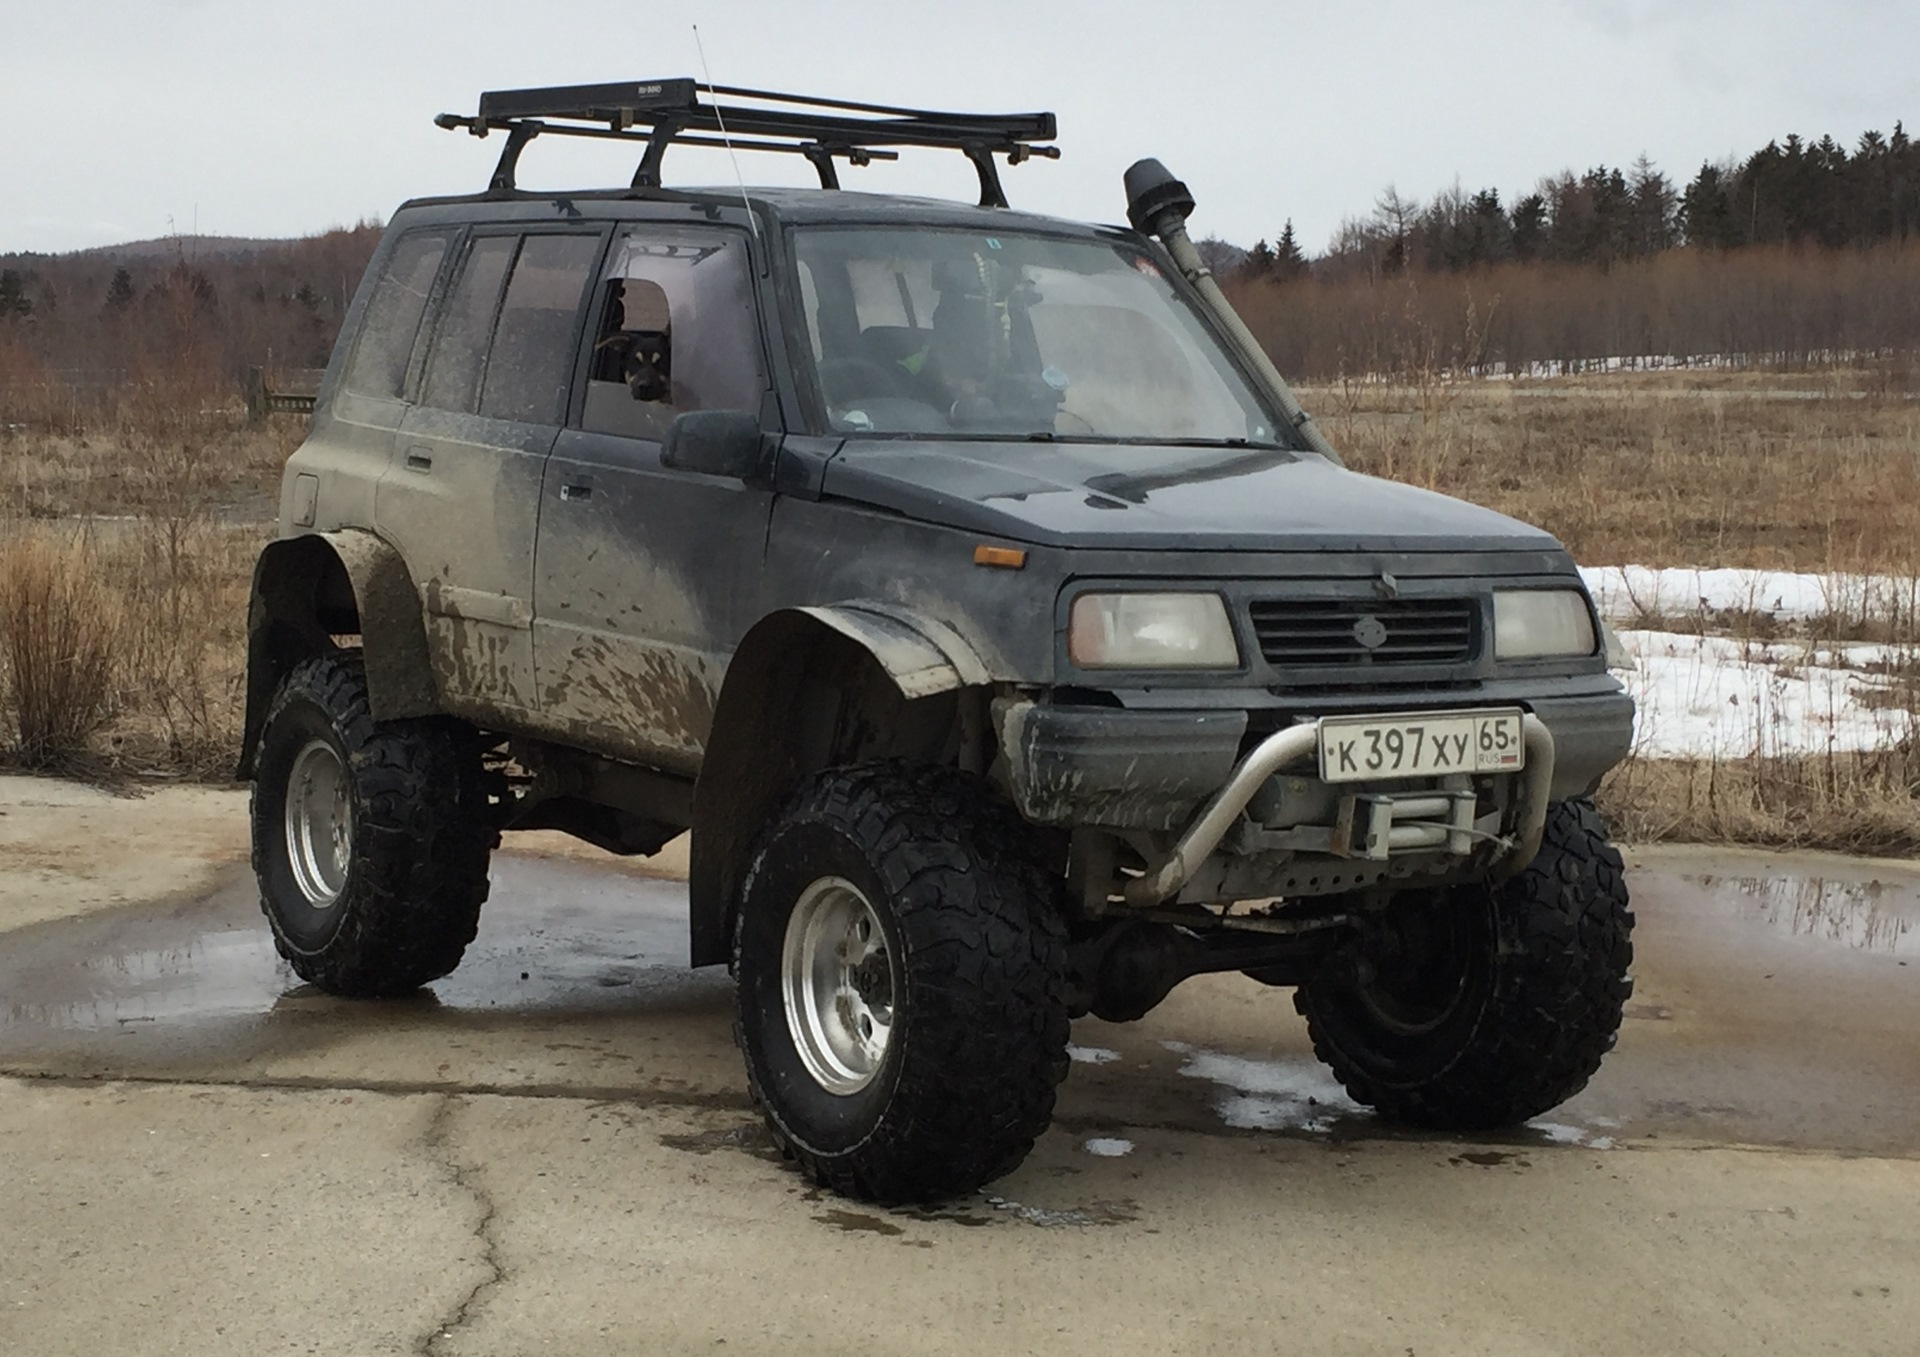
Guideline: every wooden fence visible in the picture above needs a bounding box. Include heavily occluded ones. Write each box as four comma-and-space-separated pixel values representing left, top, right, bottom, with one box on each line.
242, 365, 325, 423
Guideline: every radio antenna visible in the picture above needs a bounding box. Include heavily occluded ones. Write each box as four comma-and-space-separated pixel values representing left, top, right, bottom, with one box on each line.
692, 25, 761, 245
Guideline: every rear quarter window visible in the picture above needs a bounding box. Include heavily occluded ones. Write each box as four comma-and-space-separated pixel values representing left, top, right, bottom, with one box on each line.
341, 231, 450, 400
419, 235, 517, 414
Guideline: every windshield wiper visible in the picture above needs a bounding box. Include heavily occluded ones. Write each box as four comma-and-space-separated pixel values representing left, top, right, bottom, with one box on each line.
1019, 432, 1283, 448
1084, 447, 1292, 504
1152, 436, 1286, 450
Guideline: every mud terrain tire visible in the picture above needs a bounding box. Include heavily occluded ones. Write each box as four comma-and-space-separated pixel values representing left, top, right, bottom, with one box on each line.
250, 652, 495, 997
733, 764, 1069, 1203
1296, 799, 1633, 1129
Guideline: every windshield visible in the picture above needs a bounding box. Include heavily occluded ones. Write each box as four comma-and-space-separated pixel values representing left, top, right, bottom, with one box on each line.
790, 227, 1285, 445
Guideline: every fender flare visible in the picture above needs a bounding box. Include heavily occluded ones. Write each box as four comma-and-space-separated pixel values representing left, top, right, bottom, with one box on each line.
237, 529, 439, 776
686, 603, 991, 967
789, 602, 991, 697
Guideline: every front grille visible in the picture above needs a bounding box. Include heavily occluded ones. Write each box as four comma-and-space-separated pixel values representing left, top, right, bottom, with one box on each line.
1247, 598, 1478, 668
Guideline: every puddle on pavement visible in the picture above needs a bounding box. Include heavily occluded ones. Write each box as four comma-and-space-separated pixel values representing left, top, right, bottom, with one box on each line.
658, 1121, 785, 1164
7, 845, 1920, 1161
982, 1194, 1140, 1228
8, 929, 285, 1030
814, 1209, 905, 1237
1684, 872, 1920, 956
1157, 1040, 1624, 1150
1452, 1150, 1528, 1168
0, 855, 727, 1065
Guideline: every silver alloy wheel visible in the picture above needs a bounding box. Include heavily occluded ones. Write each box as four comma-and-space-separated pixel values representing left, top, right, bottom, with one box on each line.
781, 876, 896, 1095
284, 738, 353, 908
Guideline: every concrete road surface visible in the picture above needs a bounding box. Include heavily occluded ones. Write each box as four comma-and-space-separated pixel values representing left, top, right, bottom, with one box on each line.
2, 776, 1918, 1356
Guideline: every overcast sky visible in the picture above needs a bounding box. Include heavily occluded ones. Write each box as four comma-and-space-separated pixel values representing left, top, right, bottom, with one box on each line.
5, 0, 1916, 257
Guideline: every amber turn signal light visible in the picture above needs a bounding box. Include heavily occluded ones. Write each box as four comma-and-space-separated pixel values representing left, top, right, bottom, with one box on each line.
972, 544, 1027, 569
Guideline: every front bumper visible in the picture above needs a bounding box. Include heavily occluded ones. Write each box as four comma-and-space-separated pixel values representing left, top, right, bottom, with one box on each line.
996, 684, 1635, 904
1118, 714, 1555, 906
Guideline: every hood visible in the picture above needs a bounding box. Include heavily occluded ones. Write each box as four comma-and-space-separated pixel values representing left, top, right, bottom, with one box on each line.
818, 440, 1561, 553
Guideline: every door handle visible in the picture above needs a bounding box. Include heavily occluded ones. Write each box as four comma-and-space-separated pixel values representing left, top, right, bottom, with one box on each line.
560, 481, 593, 502
405, 447, 433, 472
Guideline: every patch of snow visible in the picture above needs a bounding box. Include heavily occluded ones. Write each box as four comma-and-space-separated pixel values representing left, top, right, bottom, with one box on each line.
1081, 1137, 1134, 1157
1581, 565, 1920, 629
1316, 348, 1898, 384
1617, 629, 1911, 758
1163, 1041, 1365, 1134
1528, 1120, 1614, 1150
1213, 1094, 1346, 1134
1566, 566, 1920, 757
1067, 1045, 1120, 1065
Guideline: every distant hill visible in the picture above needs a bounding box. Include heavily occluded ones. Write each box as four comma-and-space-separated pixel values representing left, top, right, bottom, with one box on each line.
73, 234, 295, 262
2, 227, 383, 267
0, 224, 385, 394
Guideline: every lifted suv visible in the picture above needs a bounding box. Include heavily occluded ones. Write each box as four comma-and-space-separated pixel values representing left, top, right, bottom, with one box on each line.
244, 81, 1636, 1203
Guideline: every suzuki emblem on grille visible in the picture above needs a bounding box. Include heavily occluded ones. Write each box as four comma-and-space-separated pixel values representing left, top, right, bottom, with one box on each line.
1352, 615, 1389, 650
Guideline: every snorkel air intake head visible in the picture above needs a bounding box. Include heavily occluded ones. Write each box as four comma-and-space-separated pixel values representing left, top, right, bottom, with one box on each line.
1124, 159, 1196, 237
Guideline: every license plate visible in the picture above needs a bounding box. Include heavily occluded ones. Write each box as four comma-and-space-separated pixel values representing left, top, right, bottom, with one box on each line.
1318, 709, 1526, 783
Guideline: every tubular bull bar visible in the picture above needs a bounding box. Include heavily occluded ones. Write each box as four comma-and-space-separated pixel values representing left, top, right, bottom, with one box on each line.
1122, 715, 1556, 907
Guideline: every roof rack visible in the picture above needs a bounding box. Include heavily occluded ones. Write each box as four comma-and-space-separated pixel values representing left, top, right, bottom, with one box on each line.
434, 80, 1060, 208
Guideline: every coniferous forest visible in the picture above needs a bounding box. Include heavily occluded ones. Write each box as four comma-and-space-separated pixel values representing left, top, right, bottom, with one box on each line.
1226, 126, 1920, 379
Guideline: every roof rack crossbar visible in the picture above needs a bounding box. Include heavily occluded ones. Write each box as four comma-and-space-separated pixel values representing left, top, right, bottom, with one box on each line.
438, 79, 1057, 205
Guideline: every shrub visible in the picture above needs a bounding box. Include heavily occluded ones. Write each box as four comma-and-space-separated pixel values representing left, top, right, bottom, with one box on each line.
0, 533, 120, 770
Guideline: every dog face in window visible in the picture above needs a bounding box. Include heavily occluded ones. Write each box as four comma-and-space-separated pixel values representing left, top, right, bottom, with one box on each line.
620, 326, 672, 403
593, 278, 675, 404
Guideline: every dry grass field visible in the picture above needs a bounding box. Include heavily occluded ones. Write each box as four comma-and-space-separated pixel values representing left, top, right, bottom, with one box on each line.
2, 368, 1918, 850
1305, 364, 1920, 573
1309, 366, 1920, 851
0, 412, 288, 778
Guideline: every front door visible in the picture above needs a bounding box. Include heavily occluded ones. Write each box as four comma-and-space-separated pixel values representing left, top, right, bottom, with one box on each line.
532, 225, 773, 775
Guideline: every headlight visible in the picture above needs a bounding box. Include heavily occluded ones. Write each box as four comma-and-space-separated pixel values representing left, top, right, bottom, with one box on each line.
1068, 592, 1240, 669
1494, 589, 1597, 660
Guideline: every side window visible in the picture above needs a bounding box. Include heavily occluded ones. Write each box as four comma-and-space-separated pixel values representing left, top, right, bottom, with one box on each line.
579, 228, 764, 441
479, 233, 601, 425
420, 235, 516, 414
342, 231, 448, 400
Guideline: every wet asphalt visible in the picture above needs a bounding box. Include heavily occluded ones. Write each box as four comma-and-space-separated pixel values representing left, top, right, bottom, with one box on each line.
3, 845, 1917, 1159
7, 842, 1920, 1355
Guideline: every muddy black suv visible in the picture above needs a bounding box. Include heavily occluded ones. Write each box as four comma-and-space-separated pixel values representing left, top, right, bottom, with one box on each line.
243, 81, 1636, 1203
